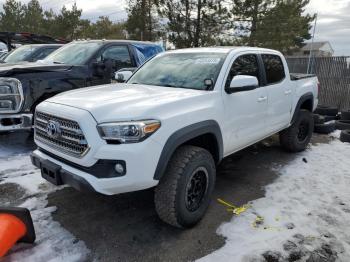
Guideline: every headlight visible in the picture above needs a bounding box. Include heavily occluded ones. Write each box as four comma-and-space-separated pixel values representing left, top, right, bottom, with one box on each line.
0, 78, 23, 113
97, 120, 161, 143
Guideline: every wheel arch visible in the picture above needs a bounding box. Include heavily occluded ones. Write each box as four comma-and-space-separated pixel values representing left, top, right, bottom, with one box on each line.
153, 120, 223, 180
291, 92, 314, 124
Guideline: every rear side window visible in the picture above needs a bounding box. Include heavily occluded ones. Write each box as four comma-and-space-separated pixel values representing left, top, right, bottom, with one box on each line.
262, 54, 285, 84
226, 54, 261, 87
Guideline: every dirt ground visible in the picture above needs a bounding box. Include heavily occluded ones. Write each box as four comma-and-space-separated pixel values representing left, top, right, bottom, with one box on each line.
0, 131, 331, 262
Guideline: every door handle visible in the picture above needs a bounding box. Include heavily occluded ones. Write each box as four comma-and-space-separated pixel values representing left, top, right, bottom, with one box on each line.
257, 96, 267, 102
285, 90, 292, 95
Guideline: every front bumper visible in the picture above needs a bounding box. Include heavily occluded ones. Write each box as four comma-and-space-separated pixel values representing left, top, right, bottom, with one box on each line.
0, 113, 33, 132
31, 143, 161, 195
31, 152, 96, 193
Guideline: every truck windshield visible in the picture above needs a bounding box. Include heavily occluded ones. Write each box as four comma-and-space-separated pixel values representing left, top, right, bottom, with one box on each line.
128, 52, 227, 90
43, 42, 103, 65
3, 45, 40, 63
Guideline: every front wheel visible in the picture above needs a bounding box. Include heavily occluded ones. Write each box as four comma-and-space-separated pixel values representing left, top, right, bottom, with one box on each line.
279, 109, 314, 152
154, 145, 216, 228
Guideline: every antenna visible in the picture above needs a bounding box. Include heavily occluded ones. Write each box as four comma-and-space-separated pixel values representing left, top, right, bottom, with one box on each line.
307, 14, 318, 74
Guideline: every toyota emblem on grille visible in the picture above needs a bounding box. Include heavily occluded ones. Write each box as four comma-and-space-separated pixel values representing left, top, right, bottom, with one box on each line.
46, 120, 61, 138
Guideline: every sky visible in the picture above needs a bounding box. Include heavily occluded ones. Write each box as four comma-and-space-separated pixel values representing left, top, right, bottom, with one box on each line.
0, 0, 349, 55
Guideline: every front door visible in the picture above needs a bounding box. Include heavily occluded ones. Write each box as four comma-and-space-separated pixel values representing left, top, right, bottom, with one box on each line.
88, 45, 134, 86
222, 53, 269, 153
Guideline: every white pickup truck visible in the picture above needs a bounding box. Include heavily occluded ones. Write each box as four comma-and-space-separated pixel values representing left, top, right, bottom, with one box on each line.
31, 47, 319, 228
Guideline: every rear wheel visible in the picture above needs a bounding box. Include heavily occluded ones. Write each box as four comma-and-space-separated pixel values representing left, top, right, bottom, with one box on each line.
280, 109, 314, 152
154, 145, 216, 228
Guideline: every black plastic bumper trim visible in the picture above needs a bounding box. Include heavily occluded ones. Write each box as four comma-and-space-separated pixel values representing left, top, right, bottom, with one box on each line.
31, 152, 96, 193
37, 148, 126, 178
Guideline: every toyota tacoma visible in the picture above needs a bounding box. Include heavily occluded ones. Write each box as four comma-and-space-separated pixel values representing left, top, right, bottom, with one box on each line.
31, 47, 318, 228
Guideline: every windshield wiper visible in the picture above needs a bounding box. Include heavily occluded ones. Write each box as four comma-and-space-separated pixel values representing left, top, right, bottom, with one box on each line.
53, 61, 65, 64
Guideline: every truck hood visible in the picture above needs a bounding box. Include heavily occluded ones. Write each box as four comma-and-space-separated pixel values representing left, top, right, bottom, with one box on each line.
45, 83, 210, 122
0, 62, 73, 76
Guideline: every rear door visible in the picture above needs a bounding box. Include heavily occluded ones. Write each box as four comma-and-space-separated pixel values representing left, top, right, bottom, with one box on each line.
222, 53, 269, 152
261, 54, 293, 133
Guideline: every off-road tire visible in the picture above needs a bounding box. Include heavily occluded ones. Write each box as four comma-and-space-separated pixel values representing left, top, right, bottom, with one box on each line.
279, 109, 314, 152
335, 120, 350, 130
324, 115, 338, 122
340, 110, 350, 120
314, 122, 336, 134
313, 114, 325, 125
314, 106, 338, 116
340, 130, 350, 143
154, 145, 216, 228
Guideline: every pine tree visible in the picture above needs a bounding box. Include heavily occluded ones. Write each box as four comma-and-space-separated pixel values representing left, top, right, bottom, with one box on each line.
0, 0, 25, 31
23, 0, 44, 34
158, 0, 232, 48
126, 0, 159, 41
254, 0, 314, 53
55, 3, 82, 40
232, 0, 314, 53
232, 0, 273, 45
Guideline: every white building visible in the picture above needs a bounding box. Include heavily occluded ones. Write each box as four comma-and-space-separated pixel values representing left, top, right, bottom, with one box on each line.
293, 41, 334, 57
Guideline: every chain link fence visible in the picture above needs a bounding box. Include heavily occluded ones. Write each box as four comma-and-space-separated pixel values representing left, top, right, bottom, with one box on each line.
286, 56, 350, 111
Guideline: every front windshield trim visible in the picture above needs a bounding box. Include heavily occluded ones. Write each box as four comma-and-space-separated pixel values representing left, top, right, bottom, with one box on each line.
127, 52, 227, 91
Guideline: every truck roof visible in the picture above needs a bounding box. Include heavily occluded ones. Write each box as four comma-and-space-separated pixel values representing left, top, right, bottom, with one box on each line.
168, 46, 282, 55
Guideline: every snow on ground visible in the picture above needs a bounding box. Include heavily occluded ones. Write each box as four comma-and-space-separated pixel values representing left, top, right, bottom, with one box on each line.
200, 132, 350, 262
0, 151, 89, 261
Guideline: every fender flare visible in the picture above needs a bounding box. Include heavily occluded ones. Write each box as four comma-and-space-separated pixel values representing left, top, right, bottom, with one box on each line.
291, 92, 314, 124
153, 120, 223, 180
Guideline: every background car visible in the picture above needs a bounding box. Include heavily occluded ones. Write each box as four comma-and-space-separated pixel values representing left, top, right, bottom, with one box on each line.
0, 44, 63, 64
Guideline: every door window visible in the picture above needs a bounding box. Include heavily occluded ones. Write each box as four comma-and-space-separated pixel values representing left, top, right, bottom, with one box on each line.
99, 45, 133, 69
261, 54, 285, 84
225, 54, 260, 87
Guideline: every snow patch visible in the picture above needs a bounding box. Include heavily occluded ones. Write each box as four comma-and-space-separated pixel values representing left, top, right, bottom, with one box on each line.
0, 152, 89, 261
200, 138, 350, 261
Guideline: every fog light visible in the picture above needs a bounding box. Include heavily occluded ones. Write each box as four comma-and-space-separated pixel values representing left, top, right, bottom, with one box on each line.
114, 163, 125, 174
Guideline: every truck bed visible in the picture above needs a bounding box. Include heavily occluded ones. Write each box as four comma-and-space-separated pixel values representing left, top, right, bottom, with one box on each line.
290, 73, 316, 81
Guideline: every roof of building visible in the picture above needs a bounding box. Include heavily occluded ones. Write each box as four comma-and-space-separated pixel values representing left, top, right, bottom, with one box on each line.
302, 41, 334, 53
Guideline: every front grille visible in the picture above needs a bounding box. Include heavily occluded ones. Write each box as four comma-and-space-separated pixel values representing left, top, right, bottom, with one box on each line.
34, 111, 89, 157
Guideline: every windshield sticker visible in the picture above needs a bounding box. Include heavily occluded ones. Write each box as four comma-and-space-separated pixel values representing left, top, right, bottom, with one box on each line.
194, 58, 221, 64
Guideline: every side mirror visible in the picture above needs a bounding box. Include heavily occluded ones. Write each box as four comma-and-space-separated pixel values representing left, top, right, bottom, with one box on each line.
226, 75, 259, 94
92, 61, 105, 77
115, 70, 133, 83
